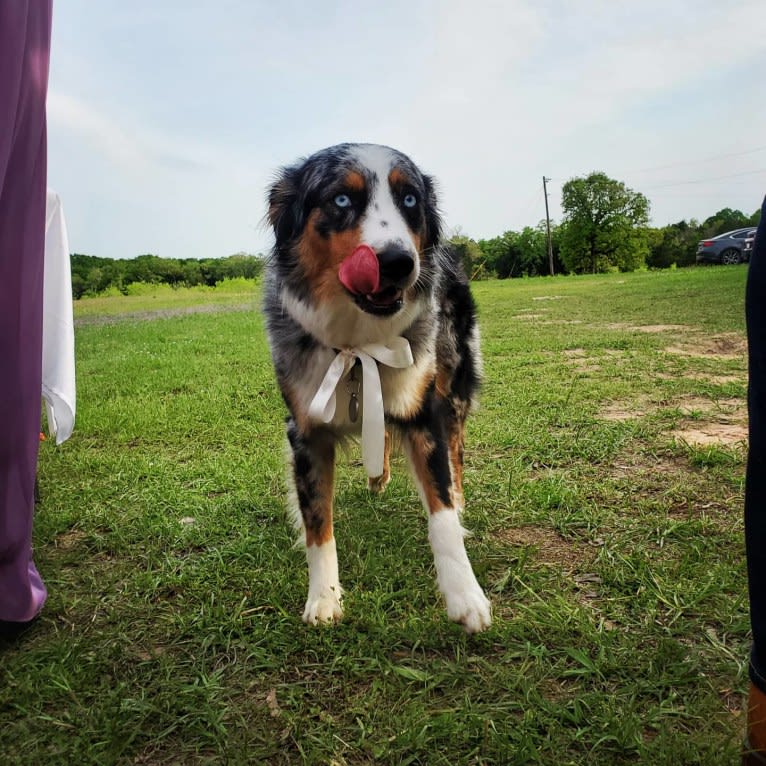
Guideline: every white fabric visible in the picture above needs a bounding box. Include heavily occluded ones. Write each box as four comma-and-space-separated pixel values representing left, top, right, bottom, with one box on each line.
308, 337, 413, 477
41, 189, 76, 444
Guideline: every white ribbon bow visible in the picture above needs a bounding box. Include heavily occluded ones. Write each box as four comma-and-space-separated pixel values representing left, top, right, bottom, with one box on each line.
308, 337, 414, 477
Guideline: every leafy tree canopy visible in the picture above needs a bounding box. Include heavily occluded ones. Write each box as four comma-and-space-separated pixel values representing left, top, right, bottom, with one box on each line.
560, 172, 650, 274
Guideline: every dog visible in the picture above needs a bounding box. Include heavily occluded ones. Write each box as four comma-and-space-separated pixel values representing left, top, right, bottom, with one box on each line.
264, 143, 491, 633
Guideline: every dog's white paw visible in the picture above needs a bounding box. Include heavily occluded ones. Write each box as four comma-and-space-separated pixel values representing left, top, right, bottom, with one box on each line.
303, 539, 343, 625
429, 509, 492, 633
442, 581, 492, 633
302, 587, 344, 625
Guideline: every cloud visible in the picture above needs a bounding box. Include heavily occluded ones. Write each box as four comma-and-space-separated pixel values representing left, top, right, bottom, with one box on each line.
47, 0, 766, 257
47, 90, 219, 177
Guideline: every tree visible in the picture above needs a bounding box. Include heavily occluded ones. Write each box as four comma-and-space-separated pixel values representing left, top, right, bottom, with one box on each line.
647, 219, 700, 269
559, 172, 650, 274
701, 207, 752, 237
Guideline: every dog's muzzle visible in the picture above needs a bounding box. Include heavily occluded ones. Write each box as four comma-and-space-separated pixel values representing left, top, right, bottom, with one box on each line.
338, 244, 415, 317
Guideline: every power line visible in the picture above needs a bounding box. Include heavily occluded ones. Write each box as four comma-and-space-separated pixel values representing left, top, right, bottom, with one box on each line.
543, 146, 766, 189
641, 168, 766, 190
620, 145, 766, 175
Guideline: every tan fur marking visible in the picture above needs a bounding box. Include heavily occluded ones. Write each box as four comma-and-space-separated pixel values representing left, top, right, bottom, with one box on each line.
297, 210, 362, 304
368, 430, 391, 493
302, 435, 335, 547
447, 419, 465, 509
280, 381, 311, 433
388, 168, 409, 188
393, 366, 435, 420
305, 517, 333, 546
405, 430, 445, 514
435, 368, 451, 399
344, 171, 366, 191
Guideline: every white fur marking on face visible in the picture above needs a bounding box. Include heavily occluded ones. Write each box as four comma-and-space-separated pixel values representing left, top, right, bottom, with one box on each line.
350, 146, 421, 280
304, 538, 344, 624
428, 509, 492, 633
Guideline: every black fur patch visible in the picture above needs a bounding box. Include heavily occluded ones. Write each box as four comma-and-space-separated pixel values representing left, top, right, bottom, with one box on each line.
286, 419, 334, 540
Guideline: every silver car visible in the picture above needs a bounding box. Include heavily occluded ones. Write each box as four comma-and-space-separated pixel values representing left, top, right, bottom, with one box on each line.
696, 227, 757, 265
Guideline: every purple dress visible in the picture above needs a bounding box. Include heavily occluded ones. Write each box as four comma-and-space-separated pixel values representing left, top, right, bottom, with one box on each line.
0, 1, 53, 622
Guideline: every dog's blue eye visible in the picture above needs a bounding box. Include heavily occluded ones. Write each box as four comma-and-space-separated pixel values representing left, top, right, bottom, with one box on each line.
403, 194, 417, 208
334, 194, 352, 208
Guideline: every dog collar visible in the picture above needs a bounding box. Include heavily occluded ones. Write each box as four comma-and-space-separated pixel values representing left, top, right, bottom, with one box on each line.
308, 338, 414, 478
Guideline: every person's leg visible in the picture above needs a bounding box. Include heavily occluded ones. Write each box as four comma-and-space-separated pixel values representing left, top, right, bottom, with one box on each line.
0, 1, 53, 625
745, 196, 766, 762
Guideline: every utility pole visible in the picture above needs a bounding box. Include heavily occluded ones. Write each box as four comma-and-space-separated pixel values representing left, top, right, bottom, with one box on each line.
543, 176, 554, 276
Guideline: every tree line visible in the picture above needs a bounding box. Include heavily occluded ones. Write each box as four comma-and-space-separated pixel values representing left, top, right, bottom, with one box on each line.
70, 172, 762, 298
70, 252, 265, 298
449, 172, 761, 279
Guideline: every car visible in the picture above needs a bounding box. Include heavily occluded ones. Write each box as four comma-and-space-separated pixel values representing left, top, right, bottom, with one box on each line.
696, 227, 758, 265
744, 229, 758, 262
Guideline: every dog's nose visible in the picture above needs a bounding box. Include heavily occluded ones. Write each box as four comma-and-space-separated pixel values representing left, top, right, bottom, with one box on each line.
377, 246, 415, 282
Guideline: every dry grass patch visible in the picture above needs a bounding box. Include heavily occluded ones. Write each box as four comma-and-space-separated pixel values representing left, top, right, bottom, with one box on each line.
606, 323, 694, 334
671, 395, 747, 446
54, 528, 88, 550
673, 423, 747, 446
496, 525, 593, 570
665, 333, 747, 360
600, 398, 652, 422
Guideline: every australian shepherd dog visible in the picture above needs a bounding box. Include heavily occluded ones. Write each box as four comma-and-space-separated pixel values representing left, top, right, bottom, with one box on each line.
264, 143, 491, 633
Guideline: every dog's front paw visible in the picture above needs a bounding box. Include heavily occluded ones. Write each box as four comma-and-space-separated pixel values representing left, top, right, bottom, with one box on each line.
443, 583, 492, 634
302, 587, 343, 625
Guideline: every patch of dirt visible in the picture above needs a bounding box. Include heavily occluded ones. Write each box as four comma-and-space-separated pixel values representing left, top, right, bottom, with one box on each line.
676, 372, 745, 385
673, 423, 747, 446
532, 295, 564, 301
671, 396, 747, 445
674, 395, 744, 414
538, 319, 585, 326
599, 322, 697, 334
560, 348, 602, 373
496, 525, 592, 569
55, 529, 88, 550
635, 324, 689, 333
665, 333, 747, 360
598, 394, 747, 446
600, 406, 639, 422
607, 450, 690, 480
600, 397, 652, 421
513, 313, 545, 320
655, 372, 745, 386
606, 323, 694, 334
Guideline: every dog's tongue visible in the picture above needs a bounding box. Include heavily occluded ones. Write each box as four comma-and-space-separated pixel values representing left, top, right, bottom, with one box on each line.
339, 244, 380, 295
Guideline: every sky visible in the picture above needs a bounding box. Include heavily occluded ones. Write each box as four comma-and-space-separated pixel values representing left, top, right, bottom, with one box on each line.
48, 0, 766, 261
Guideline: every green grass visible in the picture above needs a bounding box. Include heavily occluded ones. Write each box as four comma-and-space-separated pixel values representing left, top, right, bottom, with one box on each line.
1, 266, 751, 764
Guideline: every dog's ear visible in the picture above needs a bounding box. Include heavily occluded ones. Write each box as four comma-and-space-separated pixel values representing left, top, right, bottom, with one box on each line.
268, 166, 304, 245
422, 174, 443, 251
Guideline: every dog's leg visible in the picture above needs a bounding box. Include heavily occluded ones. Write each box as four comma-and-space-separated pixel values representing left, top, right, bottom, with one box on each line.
286, 421, 343, 625
402, 404, 491, 633
367, 429, 391, 494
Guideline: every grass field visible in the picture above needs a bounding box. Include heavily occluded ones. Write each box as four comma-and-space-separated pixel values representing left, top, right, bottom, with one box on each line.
1, 266, 752, 764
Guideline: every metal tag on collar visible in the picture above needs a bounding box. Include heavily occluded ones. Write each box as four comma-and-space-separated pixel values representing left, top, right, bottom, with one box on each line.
346, 363, 361, 423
